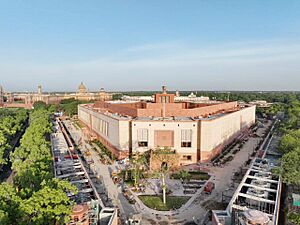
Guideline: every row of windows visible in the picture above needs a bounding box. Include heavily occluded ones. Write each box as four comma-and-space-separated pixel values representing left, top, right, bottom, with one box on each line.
92, 117, 109, 137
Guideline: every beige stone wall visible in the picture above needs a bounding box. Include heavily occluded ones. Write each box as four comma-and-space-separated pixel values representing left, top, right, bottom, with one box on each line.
78, 105, 130, 151
131, 120, 198, 164
199, 105, 256, 161
79, 104, 256, 164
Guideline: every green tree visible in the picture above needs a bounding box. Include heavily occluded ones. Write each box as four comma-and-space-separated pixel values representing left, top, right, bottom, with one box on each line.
0, 109, 27, 165
33, 101, 47, 110
1, 107, 77, 225
23, 179, 77, 225
129, 152, 147, 188
279, 129, 300, 154
151, 147, 179, 205
59, 98, 87, 117
288, 212, 300, 225
277, 147, 300, 185
0, 183, 25, 225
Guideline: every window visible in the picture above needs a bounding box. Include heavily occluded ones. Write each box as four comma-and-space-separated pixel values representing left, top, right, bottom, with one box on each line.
181, 129, 192, 147
94, 118, 108, 137
137, 129, 148, 147
160, 96, 170, 103
182, 155, 192, 160
138, 141, 148, 147
181, 142, 192, 147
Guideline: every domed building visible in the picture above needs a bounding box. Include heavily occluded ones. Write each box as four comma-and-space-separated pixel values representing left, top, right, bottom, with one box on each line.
1, 82, 113, 108
74, 82, 112, 101
77, 82, 88, 94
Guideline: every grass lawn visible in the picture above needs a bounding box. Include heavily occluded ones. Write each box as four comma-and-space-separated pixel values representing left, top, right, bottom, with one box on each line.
138, 195, 190, 211
170, 171, 210, 180
188, 171, 210, 180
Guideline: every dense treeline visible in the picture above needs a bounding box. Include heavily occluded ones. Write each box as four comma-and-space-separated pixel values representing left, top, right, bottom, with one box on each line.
0, 107, 76, 225
33, 99, 83, 117
59, 98, 87, 117
0, 108, 27, 165
33, 101, 57, 112
274, 100, 300, 224
277, 100, 300, 185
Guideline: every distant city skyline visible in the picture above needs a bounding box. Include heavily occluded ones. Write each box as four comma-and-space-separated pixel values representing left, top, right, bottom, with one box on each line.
0, 1, 300, 91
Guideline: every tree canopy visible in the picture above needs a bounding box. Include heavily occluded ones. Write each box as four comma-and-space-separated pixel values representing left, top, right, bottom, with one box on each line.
276, 100, 300, 185
0, 108, 27, 165
59, 98, 87, 117
0, 107, 76, 225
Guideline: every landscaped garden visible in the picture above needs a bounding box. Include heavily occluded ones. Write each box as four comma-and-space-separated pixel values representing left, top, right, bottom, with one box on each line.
92, 139, 116, 163
170, 170, 210, 181
138, 195, 190, 211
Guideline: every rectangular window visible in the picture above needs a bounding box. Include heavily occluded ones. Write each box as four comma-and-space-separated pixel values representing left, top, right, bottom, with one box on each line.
181, 129, 192, 148
96, 119, 108, 137
181, 142, 192, 147
137, 129, 148, 147
166, 96, 170, 103
138, 141, 148, 147
182, 155, 192, 160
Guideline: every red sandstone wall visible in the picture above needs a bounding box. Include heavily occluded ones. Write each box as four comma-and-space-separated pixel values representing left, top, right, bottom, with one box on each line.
94, 101, 139, 117
93, 101, 237, 118
154, 130, 174, 147
4, 103, 33, 109
136, 101, 238, 118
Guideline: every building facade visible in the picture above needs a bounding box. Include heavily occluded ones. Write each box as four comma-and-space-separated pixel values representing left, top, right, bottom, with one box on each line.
0, 83, 113, 108
121, 91, 210, 103
78, 87, 256, 165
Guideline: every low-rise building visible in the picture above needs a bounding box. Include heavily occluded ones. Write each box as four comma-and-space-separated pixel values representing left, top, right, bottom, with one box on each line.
121, 91, 210, 103
249, 100, 273, 108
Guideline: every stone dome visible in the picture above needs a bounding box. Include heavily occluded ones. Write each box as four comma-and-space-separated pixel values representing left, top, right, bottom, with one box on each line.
78, 82, 87, 93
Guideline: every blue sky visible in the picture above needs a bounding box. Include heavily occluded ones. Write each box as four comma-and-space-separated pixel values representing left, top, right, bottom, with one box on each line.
0, 0, 300, 91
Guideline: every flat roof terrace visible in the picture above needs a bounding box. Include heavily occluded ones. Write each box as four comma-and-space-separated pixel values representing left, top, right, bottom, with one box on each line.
84, 100, 240, 120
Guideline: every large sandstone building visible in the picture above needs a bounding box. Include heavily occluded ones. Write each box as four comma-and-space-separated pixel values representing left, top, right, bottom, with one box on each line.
0, 82, 112, 108
78, 86, 256, 165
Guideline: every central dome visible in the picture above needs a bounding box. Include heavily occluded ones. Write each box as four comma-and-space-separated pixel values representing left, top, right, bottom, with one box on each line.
78, 82, 87, 93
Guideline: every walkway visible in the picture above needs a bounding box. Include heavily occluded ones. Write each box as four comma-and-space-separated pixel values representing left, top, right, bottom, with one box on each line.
64, 120, 136, 219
